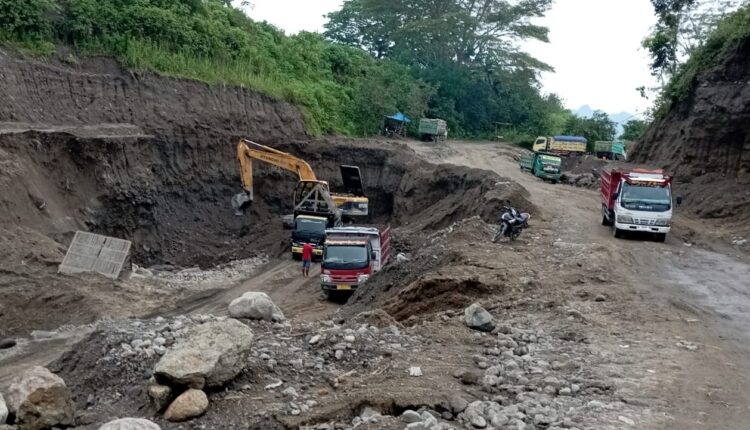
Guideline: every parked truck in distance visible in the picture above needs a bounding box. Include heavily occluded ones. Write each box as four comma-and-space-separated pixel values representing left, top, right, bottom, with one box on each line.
320, 226, 391, 297
601, 168, 674, 242
532, 135, 587, 156
418, 118, 448, 142
594, 141, 628, 160
519, 152, 562, 183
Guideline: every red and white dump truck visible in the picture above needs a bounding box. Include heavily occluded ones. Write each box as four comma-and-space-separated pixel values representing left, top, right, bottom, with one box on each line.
319, 226, 391, 295
600, 168, 674, 242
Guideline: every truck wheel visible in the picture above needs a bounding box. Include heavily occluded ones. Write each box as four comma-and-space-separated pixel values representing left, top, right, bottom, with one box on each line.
655, 233, 667, 242
601, 214, 612, 226
612, 226, 623, 239
551, 180, 558, 185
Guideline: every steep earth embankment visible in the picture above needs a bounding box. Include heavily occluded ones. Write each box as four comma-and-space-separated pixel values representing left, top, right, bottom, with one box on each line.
0, 52, 532, 335
633, 37, 750, 231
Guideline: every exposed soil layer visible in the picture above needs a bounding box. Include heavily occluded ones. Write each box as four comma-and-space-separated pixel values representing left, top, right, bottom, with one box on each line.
632, 36, 750, 231
0, 51, 534, 337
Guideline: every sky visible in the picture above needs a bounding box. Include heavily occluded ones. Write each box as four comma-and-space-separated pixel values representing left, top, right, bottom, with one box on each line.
244, 0, 658, 116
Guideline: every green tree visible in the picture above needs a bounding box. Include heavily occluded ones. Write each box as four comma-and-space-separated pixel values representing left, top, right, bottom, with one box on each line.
563, 111, 616, 144
643, 0, 746, 83
325, 0, 552, 69
0, 0, 57, 40
621, 119, 649, 141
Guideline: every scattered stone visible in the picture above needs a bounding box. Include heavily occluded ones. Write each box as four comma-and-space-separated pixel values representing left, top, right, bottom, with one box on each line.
0, 394, 6, 425
154, 319, 253, 389
6, 366, 75, 430
164, 389, 209, 422
459, 370, 482, 385
309, 335, 321, 345
594, 294, 606, 302
344, 335, 356, 343
228, 292, 285, 322
409, 366, 423, 377
401, 410, 422, 423
618, 416, 635, 426
559, 387, 572, 396
360, 406, 381, 423
448, 394, 469, 413
99, 418, 162, 430
471, 415, 487, 428
148, 384, 172, 412
0, 339, 16, 350
464, 303, 495, 332
282, 387, 298, 398
335, 350, 344, 360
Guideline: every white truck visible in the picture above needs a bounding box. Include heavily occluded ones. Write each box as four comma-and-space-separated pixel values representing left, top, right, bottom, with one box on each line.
600, 168, 674, 242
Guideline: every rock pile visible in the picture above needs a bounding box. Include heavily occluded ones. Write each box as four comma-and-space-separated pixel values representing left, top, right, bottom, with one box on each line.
3, 366, 74, 430
150, 318, 254, 422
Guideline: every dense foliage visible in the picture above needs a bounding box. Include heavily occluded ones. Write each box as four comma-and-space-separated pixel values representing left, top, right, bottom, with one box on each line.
0, 0, 573, 138
325, 0, 565, 137
561, 111, 617, 146
654, 4, 750, 115
621, 119, 649, 141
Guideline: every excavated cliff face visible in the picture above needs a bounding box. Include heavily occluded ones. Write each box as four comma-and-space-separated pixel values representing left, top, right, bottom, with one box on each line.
632, 37, 750, 226
0, 53, 308, 142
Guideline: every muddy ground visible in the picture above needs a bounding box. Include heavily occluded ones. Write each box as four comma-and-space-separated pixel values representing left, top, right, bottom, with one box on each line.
2, 52, 750, 430
2, 139, 749, 429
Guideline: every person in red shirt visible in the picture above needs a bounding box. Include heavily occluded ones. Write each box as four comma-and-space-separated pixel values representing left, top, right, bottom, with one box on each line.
301, 242, 314, 277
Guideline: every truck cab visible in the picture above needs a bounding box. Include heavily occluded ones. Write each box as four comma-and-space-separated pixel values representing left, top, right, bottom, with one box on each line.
291, 215, 328, 260
320, 226, 391, 294
601, 169, 673, 241
520, 152, 562, 183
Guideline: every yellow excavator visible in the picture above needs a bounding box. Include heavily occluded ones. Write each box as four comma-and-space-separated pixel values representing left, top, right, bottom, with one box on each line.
231, 138, 369, 225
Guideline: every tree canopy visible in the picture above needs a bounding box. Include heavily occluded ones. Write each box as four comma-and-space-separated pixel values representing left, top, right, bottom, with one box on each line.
324, 0, 562, 137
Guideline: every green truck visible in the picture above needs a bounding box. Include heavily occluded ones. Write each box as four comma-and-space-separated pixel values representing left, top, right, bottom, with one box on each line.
519, 152, 562, 183
594, 141, 629, 160
418, 118, 447, 142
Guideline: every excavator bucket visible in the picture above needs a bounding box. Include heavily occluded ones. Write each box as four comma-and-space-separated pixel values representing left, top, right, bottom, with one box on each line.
232, 190, 253, 216
340, 165, 365, 196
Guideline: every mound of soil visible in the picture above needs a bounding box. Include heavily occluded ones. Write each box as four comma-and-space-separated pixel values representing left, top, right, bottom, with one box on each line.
632, 36, 750, 230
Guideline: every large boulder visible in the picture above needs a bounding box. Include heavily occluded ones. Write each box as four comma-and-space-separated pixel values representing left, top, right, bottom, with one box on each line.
228, 292, 285, 321
464, 303, 495, 332
6, 366, 74, 430
99, 418, 161, 430
0, 393, 7, 424
163, 389, 208, 422
154, 319, 253, 389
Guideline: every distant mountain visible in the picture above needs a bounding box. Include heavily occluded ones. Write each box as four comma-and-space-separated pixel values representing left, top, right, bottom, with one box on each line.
574, 105, 635, 137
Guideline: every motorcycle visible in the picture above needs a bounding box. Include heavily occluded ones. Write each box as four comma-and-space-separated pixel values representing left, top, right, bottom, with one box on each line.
492, 205, 530, 242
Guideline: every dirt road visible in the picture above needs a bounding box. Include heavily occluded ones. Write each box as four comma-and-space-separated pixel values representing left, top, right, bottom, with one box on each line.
408, 140, 750, 429
171, 258, 337, 321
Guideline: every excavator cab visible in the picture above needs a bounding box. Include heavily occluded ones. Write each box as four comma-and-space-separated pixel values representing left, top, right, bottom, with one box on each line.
293, 180, 341, 227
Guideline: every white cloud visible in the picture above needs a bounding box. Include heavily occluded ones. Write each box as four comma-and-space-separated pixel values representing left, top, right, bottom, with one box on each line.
245, 0, 658, 114
523, 0, 658, 114
241, 0, 343, 34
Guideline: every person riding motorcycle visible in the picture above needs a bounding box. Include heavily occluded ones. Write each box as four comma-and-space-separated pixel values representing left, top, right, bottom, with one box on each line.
493, 202, 530, 242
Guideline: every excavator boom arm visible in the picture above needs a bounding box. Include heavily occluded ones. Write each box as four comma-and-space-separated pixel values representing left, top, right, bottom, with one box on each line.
236, 138, 317, 192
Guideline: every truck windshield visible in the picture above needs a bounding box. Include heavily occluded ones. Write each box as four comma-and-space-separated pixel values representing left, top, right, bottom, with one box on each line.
323, 245, 369, 270
295, 218, 326, 234
621, 183, 671, 212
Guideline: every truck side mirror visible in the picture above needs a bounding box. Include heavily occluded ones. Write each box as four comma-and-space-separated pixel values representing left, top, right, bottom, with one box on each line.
676, 196, 683, 206
613, 192, 619, 200
371, 252, 376, 260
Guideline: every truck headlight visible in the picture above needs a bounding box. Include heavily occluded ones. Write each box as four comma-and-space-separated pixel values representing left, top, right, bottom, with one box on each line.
321, 274, 331, 283
357, 274, 370, 283
655, 219, 670, 226
617, 215, 633, 224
